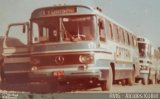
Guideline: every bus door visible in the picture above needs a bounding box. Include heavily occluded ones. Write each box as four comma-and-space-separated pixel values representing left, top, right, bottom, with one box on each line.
2, 23, 31, 82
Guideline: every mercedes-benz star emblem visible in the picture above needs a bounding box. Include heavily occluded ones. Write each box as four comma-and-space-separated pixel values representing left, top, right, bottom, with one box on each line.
55, 56, 64, 65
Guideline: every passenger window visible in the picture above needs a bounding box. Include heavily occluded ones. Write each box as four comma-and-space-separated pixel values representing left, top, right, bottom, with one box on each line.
112, 24, 119, 42
124, 30, 129, 45
106, 20, 111, 40
129, 34, 134, 46
116, 26, 120, 42
119, 28, 125, 44
133, 36, 137, 47
109, 23, 113, 40
6, 25, 27, 46
127, 32, 130, 45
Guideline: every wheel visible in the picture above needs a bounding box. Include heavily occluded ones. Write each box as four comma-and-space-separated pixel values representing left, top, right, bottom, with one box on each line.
142, 77, 148, 85
150, 77, 156, 84
155, 74, 158, 84
158, 80, 160, 84
122, 79, 126, 86
126, 69, 135, 86
101, 67, 113, 91
0, 66, 5, 83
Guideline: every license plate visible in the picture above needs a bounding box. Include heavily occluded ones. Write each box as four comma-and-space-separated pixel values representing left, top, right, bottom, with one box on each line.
53, 71, 64, 77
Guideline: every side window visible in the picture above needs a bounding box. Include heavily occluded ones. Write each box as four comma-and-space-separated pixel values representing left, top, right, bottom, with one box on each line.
109, 23, 113, 40
32, 23, 39, 43
126, 32, 130, 45
133, 36, 137, 47
124, 30, 129, 45
106, 20, 111, 40
132, 35, 134, 46
6, 25, 27, 46
119, 28, 125, 44
115, 25, 120, 42
129, 34, 134, 46
112, 24, 119, 42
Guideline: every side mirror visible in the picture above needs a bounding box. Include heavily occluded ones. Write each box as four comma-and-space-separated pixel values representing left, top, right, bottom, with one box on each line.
22, 25, 26, 33
98, 19, 104, 29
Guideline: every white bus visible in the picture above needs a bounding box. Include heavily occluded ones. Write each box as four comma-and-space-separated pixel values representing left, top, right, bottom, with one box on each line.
1, 5, 139, 91
155, 48, 160, 83
136, 37, 157, 84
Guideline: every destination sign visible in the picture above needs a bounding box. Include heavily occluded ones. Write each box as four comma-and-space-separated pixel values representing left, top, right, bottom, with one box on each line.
31, 7, 77, 18
43, 7, 76, 15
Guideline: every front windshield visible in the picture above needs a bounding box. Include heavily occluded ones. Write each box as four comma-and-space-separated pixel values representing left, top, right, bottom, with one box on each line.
61, 16, 95, 42
138, 43, 151, 57
32, 15, 95, 43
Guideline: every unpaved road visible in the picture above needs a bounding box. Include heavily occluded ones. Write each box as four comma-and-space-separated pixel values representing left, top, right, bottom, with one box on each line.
0, 82, 160, 99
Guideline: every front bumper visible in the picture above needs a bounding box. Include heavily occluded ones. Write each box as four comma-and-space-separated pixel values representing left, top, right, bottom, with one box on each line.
29, 65, 109, 82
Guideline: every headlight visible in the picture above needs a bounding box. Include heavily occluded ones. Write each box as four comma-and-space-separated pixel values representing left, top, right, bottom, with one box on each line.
31, 66, 38, 71
141, 66, 148, 70
79, 54, 94, 64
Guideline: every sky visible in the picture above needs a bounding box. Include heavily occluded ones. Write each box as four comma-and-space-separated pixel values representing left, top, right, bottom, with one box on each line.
0, 0, 160, 47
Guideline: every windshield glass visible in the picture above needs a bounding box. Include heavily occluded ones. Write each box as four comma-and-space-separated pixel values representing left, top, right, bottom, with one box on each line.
32, 16, 95, 43
61, 16, 95, 42
138, 43, 151, 57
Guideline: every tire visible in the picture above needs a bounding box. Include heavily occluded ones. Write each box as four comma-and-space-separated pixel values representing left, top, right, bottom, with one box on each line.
155, 74, 157, 84
158, 80, 160, 84
121, 79, 126, 86
150, 77, 156, 84
142, 77, 148, 85
126, 68, 135, 86
0, 65, 5, 83
101, 67, 113, 91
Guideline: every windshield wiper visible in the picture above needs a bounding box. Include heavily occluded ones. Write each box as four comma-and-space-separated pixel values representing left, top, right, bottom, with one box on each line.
61, 20, 73, 41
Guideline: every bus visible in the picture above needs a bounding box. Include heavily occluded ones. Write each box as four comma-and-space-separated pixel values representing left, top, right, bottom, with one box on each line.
155, 48, 160, 83
136, 37, 157, 84
1, 5, 139, 91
